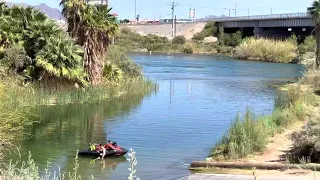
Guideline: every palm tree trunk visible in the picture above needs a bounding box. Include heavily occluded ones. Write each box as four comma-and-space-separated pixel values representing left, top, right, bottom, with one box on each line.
315, 28, 320, 69
84, 38, 103, 85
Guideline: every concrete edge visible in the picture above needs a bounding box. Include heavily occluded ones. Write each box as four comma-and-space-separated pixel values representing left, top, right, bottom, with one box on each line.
189, 161, 320, 171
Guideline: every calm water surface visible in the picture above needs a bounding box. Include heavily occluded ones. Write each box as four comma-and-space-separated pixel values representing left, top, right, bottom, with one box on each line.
10, 54, 305, 180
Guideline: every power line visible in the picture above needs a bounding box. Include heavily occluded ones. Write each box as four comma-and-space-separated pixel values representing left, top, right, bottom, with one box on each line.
178, 3, 308, 11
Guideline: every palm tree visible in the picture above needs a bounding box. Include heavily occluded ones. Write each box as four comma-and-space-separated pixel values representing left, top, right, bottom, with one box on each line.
60, 0, 118, 85
308, 0, 320, 68
103, 61, 123, 81
1, 4, 88, 85
35, 33, 87, 85
0, 2, 8, 16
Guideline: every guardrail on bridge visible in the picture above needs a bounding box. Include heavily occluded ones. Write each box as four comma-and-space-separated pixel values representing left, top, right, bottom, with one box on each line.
198, 12, 311, 22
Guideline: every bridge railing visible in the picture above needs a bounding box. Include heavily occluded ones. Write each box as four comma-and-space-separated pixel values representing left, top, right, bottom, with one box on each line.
198, 12, 311, 22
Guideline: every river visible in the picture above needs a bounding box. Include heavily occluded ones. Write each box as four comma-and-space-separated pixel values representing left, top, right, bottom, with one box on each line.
9, 54, 305, 180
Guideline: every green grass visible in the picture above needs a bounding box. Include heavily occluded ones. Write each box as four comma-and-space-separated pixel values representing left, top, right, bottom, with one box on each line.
0, 82, 34, 159
211, 86, 311, 161
2, 77, 156, 106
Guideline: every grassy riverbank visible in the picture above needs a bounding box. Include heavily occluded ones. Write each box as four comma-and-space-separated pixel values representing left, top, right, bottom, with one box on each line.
121, 21, 318, 64
210, 69, 320, 162
234, 37, 298, 63
0, 3, 156, 163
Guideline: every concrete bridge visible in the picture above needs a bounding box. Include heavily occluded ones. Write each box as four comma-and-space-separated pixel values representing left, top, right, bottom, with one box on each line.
200, 13, 315, 40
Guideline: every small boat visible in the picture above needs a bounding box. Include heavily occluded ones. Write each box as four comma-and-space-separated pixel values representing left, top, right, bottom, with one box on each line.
78, 141, 128, 158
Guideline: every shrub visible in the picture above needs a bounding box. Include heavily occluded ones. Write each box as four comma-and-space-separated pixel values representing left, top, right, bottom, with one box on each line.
172, 35, 186, 45
146, 43, 170, 52
142, 34, 169, 44
182, 44, 194, 54
216, 45, 234, 54
229, 31, 243, 47
234, 37, 298, 63
192, 21, 217, 41
298, 36, 316, 54
106, 45, 141, 77
1, 46, 29, 75
212, 110, 268, 160
217, 29, 242, 47
192, 32, 206, 41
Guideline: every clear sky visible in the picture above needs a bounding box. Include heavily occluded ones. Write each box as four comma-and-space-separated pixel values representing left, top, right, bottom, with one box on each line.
8, 0, 315, 20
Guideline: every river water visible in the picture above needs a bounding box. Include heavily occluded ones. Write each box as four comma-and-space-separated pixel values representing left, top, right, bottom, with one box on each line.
9, 54, 304, 180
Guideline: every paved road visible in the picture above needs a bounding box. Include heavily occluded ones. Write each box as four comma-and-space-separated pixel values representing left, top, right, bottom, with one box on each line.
177, 174, 313, 180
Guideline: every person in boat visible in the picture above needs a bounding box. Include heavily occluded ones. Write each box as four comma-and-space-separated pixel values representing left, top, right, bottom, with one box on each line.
104, 141, 118, 152
89, 143, 96, 151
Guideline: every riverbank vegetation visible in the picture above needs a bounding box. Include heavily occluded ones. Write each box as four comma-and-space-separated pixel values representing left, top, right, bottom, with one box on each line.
1, 149, 140, 179
119, 23, 313, 63
117, 24, 242, 55
211, 83, 315, 161
308, 0, 320, 68
234, 37, 298, 63
0, 0, 155, 161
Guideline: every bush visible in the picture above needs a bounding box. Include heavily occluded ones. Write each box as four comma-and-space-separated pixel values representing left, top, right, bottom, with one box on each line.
234, 37, 298, 63
192, 21, 217, 41
212, 110, 268, 160
216, 45, 234, 54
192, 32, 206, 41
218, 29, 242, 47
172, 36, 186, 45
229, 31, 243, 47
1, 46, 29, 75
182, 44, 194, 54
106, 45, 141, 77
142, 34, 169, 44
146, 43, 170, 52
299, 36, 316, 54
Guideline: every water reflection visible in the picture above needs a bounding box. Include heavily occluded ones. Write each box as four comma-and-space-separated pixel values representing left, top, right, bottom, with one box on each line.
6, 93, 149, 179
6, 54, 306, 180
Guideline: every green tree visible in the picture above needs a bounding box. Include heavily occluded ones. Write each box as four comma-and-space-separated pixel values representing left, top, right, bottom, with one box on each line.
60, 0, 118, 85
217, 27, 225, 46
308, 0, 320, 68
299, 35, 316, 54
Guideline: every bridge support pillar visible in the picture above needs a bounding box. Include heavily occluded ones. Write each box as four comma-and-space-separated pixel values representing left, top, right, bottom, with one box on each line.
253, 26, 263, 37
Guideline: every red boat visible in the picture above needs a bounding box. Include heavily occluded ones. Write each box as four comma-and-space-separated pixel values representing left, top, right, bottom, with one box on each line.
78, 141, 128, 158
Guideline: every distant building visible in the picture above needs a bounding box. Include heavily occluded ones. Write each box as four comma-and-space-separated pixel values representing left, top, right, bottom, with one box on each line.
86, 0, 108, 5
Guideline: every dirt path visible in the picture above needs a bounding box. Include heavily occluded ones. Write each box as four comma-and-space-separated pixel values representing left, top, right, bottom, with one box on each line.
248, 121, 305, 163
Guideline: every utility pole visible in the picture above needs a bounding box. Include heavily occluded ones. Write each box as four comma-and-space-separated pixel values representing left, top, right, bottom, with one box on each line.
171, 2, 175, 37
193, 8, 195, 22
248, 9, 250, 16
271, 7, 273, 14
171, 2, 178, 37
